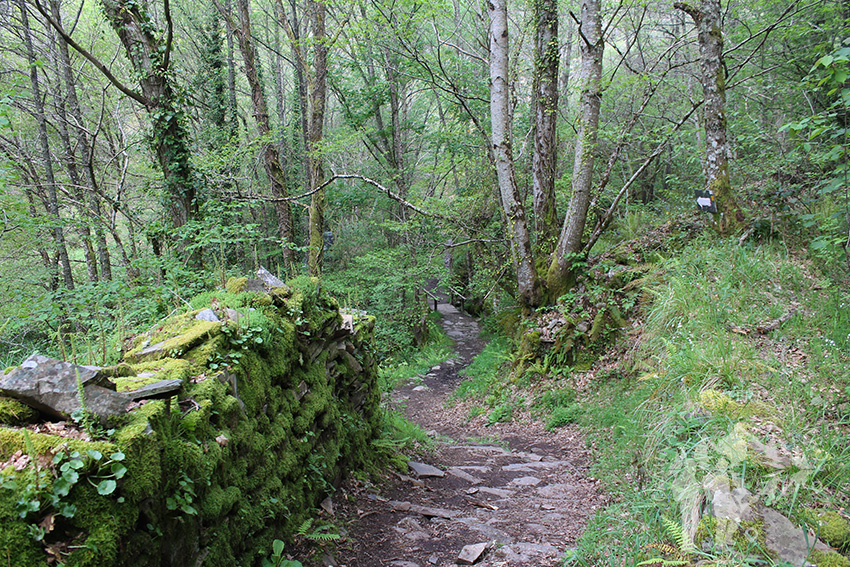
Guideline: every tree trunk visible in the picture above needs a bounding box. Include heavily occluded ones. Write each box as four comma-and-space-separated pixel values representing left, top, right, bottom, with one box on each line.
100, 0, 199, 230
48, 0, 99, 283
532, 0, 560, 254
228, 0, 295, 269
20, 0, 74, 291
547, 0, 603, 299
489, 0, 540, 309
306, 0, 327, 277
675, 0, 745, 235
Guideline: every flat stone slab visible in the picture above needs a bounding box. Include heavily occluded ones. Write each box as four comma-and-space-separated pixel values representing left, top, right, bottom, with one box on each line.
502, 460, 571, 472
762, 506, 828, 566
447, 467, 482, 484
478, 486, 515, 498
509, 476, 542, 487
127, 379, 183, 401
408, 504, 457, 519
457, 542, 488, 565
408, 461, 445, 478
536, 483, 577, 499
0, 355, 129, 422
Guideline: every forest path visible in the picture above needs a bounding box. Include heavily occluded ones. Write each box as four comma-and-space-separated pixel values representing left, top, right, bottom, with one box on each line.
330, 300, 606, 567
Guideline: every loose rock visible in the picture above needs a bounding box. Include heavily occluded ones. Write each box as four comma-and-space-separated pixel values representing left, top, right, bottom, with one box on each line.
456, 542, 488, 565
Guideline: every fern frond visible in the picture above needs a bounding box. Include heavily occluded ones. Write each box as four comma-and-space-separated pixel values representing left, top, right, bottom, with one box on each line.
662, 515, 689, 553
636, 559, 690, 567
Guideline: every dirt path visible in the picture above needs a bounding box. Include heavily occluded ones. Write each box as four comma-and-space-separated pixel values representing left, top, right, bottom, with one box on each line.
330, 302, 606, 567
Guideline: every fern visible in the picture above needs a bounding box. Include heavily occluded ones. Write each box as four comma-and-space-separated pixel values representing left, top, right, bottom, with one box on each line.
636, 559, 690, 567
296, 518, 340, 542
662, 515, 690, 553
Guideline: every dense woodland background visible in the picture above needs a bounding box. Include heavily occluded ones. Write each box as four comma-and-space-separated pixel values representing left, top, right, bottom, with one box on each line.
0, 0, 847, 362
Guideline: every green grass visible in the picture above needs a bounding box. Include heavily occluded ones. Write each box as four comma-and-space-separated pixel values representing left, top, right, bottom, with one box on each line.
378, 313, 452, 392
453, 335, 513, 400
570, 238, 850, 566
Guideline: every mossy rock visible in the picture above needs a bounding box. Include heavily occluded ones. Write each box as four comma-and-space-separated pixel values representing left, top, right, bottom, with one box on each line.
806, 509, 850, 550
811, 550, 850, 567
695, 515, 768, 555
116, 358, 192, 392
225, 277, 249, 294
698, 388, 772, 419
124, 315, 222, 363
0, 397, 38, 425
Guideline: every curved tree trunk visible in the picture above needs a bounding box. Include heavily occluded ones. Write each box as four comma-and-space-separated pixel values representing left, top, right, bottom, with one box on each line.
547, 0, 603, 299
489, 0, 540, 309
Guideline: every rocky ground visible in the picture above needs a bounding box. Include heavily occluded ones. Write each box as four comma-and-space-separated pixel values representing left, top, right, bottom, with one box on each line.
327, 301, 607, 567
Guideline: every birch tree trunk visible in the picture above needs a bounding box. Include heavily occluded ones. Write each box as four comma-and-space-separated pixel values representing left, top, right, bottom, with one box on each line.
675, 0, 745, 235
489, 0, 540, 309
532, 0, 560, 254
547, 0, 603, 299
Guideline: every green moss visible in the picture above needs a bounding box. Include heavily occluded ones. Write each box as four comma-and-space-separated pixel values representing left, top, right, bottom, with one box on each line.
0, 397, 38, 425
124, 317, 222, 363
698, 388, 772, 419
807, 509, 850, 549
0, 271, 382, 567
225, 277, 248, 294
0, 429, 116, 462
811, 550, 850, 567
695, 516, 768, 556
117, 358, 192, 392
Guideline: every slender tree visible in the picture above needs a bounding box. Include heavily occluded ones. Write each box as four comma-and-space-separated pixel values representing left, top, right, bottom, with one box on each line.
19, 0, 74, 290
216, 0, 296, 269
547, 0, 603, 299
532, 0, 560, 254
489, 0, 540, 309
675, 0, 745, 235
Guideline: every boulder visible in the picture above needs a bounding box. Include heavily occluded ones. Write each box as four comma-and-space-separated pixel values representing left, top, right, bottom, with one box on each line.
0, 355, 130, 422
257, 267, 290, 291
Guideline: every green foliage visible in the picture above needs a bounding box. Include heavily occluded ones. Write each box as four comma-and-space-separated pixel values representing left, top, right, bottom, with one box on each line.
545, 404, 583, 430
262, 538, 303, 567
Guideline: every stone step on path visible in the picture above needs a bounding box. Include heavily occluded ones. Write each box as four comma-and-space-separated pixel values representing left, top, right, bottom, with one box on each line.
332, 299, 604, 567
362, 438, 599, 567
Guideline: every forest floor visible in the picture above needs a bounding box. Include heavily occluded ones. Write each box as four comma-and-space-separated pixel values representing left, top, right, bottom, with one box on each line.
326, 300, 608, 567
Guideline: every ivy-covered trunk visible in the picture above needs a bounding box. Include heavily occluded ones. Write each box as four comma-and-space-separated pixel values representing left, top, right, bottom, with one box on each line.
675, 0, 745, 235
100, 0, 199, 230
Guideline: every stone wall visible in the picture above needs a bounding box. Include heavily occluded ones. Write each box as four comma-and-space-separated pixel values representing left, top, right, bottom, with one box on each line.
0, 275, 381, 567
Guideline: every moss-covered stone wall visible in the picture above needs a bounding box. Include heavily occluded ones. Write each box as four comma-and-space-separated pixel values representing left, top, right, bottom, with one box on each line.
0, 276, 381, 567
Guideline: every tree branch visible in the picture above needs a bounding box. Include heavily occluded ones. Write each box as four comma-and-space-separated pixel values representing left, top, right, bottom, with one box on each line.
31, 0, 149, 107
673, 2, 701, 24
582, 101, 703, 255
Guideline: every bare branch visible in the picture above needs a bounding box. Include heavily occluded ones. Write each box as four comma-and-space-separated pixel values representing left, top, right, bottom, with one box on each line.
31, 0, 148, 107
582, 101, 704, 254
